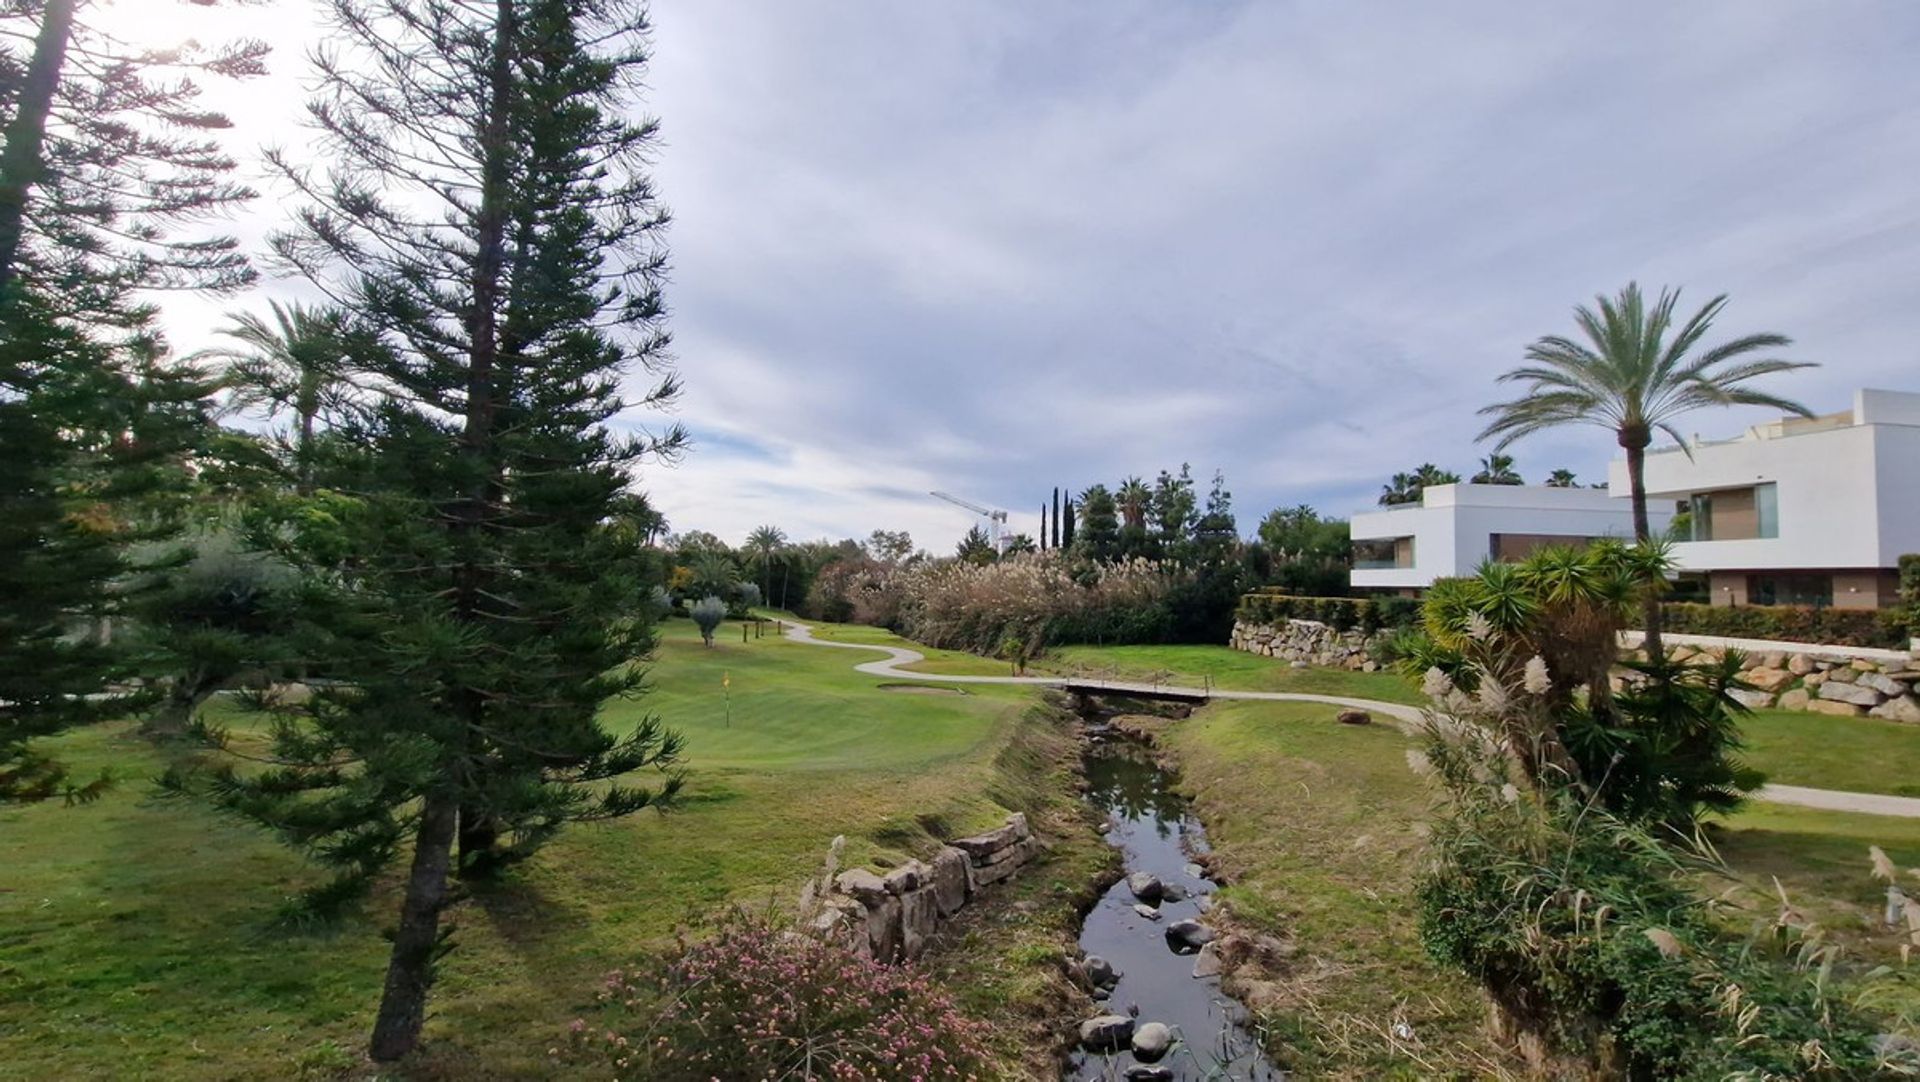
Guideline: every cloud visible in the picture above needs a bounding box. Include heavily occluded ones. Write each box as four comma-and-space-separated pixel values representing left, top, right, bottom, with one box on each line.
138, 1, 1920, 549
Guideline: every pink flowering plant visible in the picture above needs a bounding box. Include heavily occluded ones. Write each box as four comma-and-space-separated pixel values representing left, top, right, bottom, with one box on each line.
569, 911, 993, 1080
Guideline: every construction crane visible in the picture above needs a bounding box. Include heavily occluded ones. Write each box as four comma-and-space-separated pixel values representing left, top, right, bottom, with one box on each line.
930, 491, 1009, 551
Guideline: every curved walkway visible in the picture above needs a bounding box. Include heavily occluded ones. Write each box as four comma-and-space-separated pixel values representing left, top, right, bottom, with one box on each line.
779, 619, 1920, 820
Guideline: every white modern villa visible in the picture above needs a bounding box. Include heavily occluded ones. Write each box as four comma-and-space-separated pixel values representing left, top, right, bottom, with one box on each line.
1609, 387, 1920, 609
1349, 483, 1664, 592
1350, 387, 1920, 608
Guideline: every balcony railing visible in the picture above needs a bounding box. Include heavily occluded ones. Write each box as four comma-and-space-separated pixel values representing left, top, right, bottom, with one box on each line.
1353, 559, 1410, 571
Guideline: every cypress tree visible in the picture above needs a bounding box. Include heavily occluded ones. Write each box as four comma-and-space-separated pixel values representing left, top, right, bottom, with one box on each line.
170, 0, 686, 1060
1039, 502, 1048, 551
1062, 495, 1077, 548
1052, 487, 1061, 549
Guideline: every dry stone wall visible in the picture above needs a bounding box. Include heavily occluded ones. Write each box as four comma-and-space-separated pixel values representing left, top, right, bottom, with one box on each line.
1230, 617, 1920, 724
809, 812, 1041, 963
1229, 618, 1384, 671
1644, 643, 1920, 723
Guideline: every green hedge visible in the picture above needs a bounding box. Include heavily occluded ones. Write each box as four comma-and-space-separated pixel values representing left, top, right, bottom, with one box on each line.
1901, 553, 1920, 638
1661, 602, 1909, 650
1235, 592, 1421, 634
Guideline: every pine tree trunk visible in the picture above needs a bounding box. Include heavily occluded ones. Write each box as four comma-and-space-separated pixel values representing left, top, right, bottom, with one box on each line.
0, 0, 77, 302
456, 810, 499, 880
368, 790, 458, 1062
448, 0, 516, 885
1624, 438, 1664, 659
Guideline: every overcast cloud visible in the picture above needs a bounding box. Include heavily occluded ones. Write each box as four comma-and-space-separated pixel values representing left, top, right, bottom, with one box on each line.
141, 1, 1920, 551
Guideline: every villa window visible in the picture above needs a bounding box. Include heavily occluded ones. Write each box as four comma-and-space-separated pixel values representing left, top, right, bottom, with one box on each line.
1747, 573, 1831, 607
1686, 483, 1778, 541
1354, 537, 1412, 570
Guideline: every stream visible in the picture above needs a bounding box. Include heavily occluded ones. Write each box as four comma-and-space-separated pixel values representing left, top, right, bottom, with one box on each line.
1068, 720, 1284, 1081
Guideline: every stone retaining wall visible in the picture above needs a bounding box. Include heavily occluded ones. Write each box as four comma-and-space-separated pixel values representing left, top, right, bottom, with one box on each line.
1230, 617, 1920, 724
1641, 643, 1920, 723
1228, 619, 1383, 671
809, 812, 1041, 962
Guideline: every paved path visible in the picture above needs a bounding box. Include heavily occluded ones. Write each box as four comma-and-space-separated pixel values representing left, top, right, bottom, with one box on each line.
778, 620, 1920, 819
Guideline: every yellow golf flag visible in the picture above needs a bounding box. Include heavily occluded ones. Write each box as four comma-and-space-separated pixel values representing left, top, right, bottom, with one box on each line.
723, 671, 730, 689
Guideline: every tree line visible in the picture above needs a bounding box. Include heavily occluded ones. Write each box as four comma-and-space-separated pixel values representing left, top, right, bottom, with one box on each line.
2, 0, 687, 1063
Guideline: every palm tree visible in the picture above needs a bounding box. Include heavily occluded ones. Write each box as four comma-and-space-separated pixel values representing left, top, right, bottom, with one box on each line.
745, 524, 785, 611
195, 300, 345, 490
1414, 463, 1461, 489
1478, 282, 1814, 655
1115, 476, 1150, 531
1544, 468, 1577, 488
1379, 472, 1419, 507
1001, 533, 1037, 555
1470, 453, 1522, 485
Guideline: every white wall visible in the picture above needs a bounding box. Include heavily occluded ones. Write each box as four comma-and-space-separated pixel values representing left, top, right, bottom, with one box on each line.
1351, 484, 1658, 589
1620, 422, 1905, 570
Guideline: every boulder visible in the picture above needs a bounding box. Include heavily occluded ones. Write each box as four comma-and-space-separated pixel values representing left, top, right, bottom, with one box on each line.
1128, 872, 1165, 905
948, 815, 1026, 859
1165, 919, 1215, 954
1125, 1067, 1174, 1082
1744, 667, 1796, 694
1289, 661, 1310, 669
1788, 654, 1816, 675
1728, 688, 1775, 709
1336, 709, 1372, 726
971, 839, 1035, 887
1803, 672, 1827, 688
1826, 666, 1859, 684
1191, 942, 1223, 978
1082, 954, 1119, 989
1778, 689, 1812, 711
883, 859, 928, 895
1131, 1021, 1174, 1063
897, 886, 938, 960
1853, 659, 1880, 672
1870, 696, 1920, 724
1859, 672, 1910, 697
929, 846, 971, 917
1078, 1014, 1134, 1054
1808, 699, 1866, 718
1160, 882, 1188, 902
1819, 681, 1883, 707
1761, 651, 1788, 670
1133, 903, 1162, 921
835, 868, 889, 906
863, 893, 902, 962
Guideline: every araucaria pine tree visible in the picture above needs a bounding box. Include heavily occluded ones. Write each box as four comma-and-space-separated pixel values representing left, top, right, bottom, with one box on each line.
0, 0, 261, 800
172, 0, 687, 1062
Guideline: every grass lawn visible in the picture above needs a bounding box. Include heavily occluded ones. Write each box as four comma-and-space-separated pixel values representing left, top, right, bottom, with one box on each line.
1739, 708, 1920, 797
0, 618, 1086, 1080
904, 638, 1427, 705
1145, 699, 1511, 1078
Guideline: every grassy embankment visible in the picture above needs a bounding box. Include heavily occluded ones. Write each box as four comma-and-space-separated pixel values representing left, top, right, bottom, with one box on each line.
0, 618, 1105, 1081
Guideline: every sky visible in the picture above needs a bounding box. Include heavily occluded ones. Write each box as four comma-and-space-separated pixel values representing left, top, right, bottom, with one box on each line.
115, 1, 1920, 553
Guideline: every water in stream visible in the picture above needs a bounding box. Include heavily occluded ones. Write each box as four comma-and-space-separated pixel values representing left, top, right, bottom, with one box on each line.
1069, 726, 1284, 1081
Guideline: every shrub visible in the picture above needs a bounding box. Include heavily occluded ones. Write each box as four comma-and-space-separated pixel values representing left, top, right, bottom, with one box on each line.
891, 555, 1174, 655
689, 595, 725, 646
1901, 553, 1920, 640
1661, 601, 1907, 649
1233, 592, 1422, 633
1419, 733, 1894, 1079
573, 913, 992, 1081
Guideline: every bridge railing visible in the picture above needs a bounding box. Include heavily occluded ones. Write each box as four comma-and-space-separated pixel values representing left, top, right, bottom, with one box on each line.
1049, 661, 1215, 699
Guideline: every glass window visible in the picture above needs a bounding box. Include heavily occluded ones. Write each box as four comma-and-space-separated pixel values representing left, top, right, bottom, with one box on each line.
1689, 493, 1712, 541
1755, 482, 1778, 539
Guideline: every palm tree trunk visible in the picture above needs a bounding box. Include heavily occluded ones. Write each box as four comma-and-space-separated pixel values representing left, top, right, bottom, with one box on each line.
369, 790, 458, 1061
0, 0, 76, 304
1624, 439, 1664, 659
